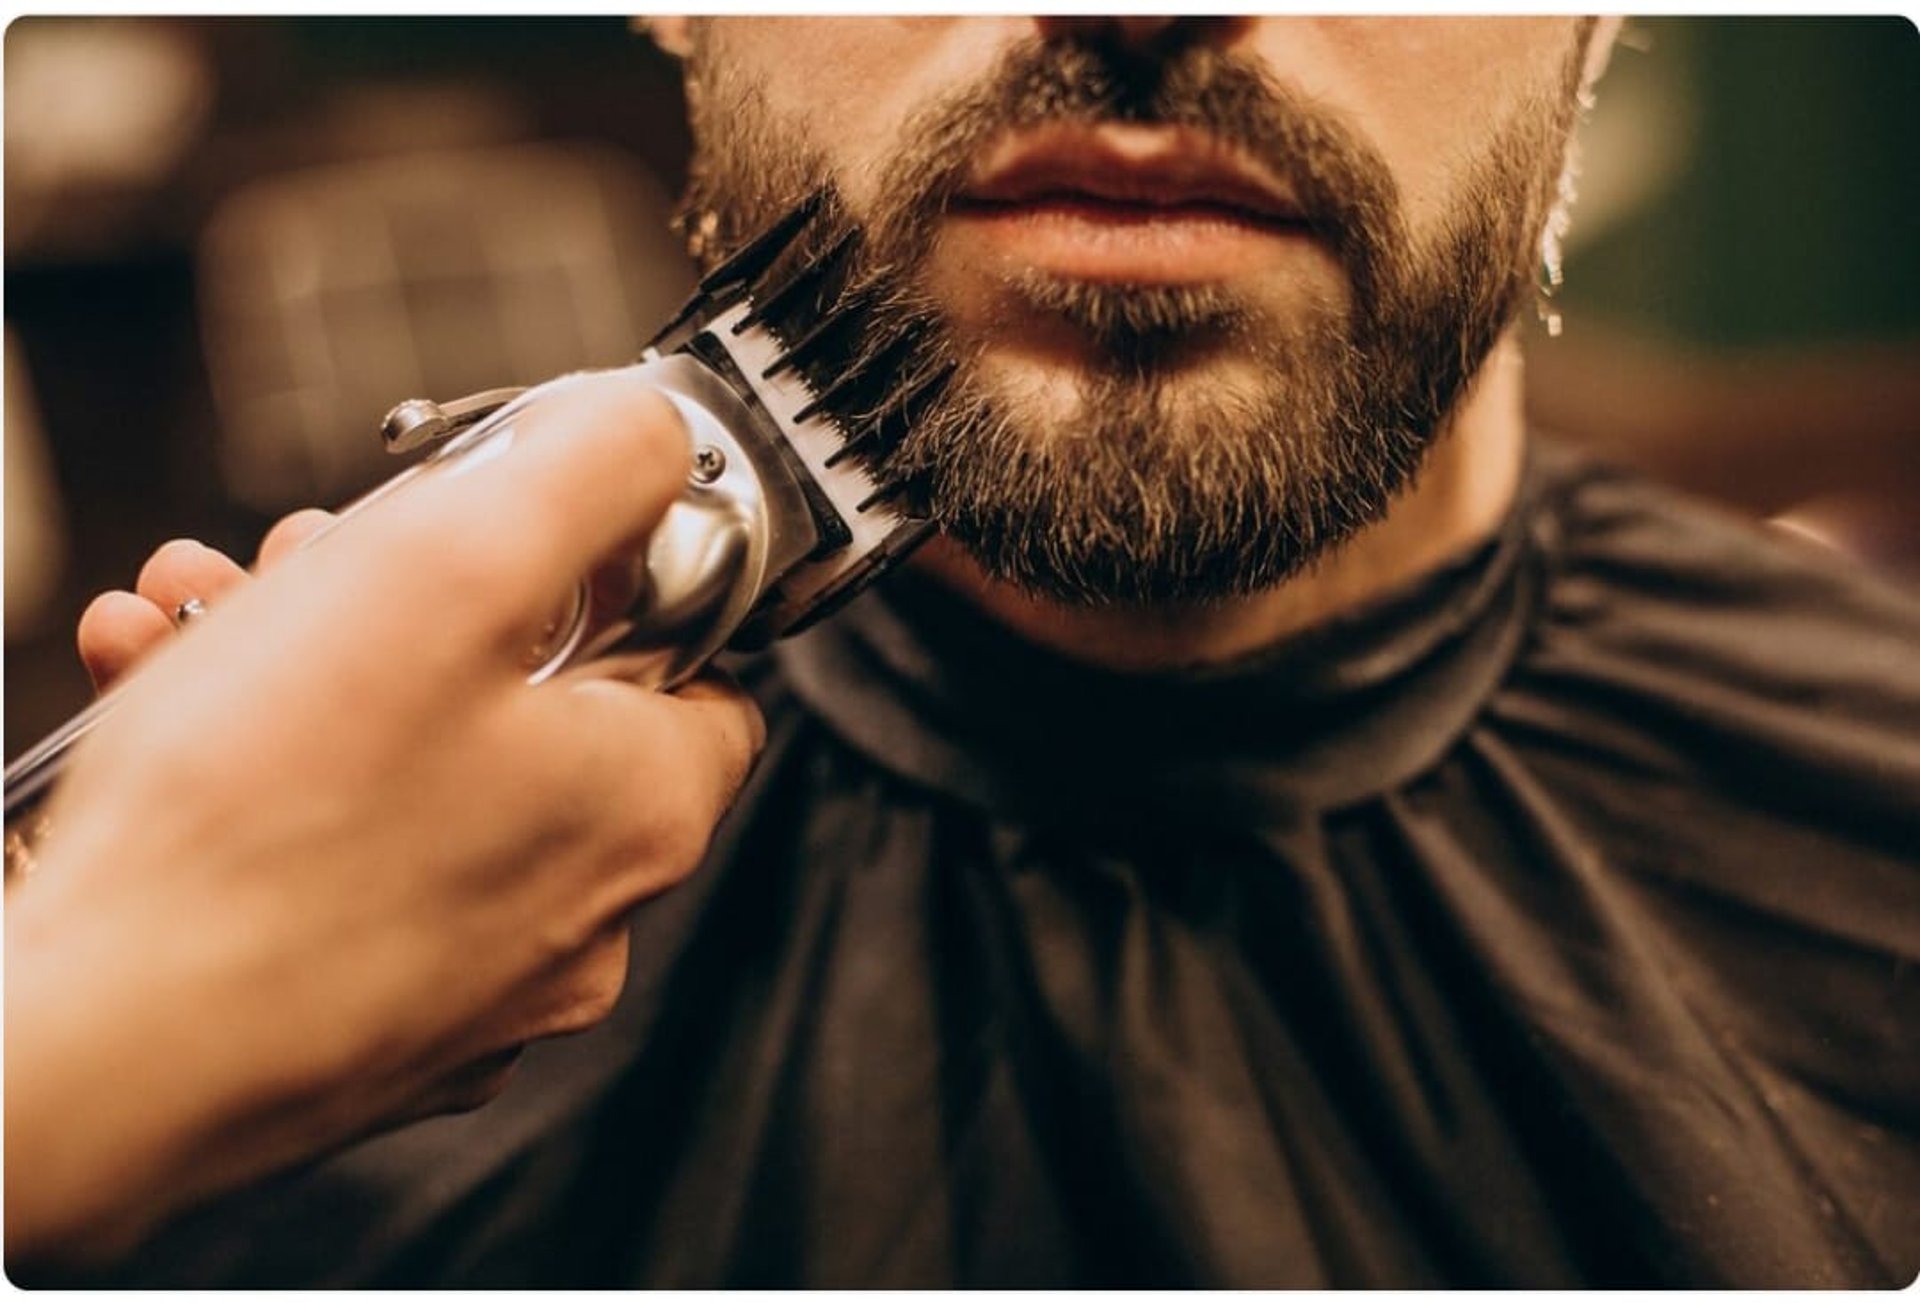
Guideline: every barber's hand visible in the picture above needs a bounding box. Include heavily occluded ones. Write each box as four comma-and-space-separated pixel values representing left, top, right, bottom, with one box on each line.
5, 373, 764, 1263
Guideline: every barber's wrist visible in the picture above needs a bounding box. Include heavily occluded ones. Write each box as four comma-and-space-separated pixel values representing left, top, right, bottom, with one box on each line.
3, 881, 280, 1265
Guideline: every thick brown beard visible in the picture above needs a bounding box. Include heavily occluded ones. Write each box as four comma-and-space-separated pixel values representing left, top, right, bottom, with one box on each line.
679, 30, 1587, 607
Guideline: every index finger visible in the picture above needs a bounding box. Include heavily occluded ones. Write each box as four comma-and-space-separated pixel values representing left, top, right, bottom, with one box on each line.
427, 369, 694, 581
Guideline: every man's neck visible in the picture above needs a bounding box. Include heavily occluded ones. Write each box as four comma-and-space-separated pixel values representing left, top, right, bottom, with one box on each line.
907, 334, 1529, 672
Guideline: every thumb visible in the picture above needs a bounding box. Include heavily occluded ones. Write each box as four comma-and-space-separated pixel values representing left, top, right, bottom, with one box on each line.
290, 368, 697, 668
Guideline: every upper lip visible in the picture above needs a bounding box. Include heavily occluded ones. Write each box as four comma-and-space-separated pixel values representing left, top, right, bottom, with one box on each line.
957, 124, 1306, 223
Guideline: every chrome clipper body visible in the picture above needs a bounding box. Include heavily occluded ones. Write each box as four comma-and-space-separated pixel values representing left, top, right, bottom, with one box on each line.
4, 190, 948, 861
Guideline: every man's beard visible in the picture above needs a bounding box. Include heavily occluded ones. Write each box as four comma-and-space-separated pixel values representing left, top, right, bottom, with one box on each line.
680, 34, 1586, 607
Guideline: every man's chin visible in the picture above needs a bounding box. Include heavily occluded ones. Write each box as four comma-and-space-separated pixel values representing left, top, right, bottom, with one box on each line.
965, 340, 1289, 434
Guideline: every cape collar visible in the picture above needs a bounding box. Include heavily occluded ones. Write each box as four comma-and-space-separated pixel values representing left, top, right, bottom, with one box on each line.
778, 451, 1546, 830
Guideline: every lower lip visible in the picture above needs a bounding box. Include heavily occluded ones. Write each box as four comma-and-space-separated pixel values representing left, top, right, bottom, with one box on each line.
949, 197, 1314, 284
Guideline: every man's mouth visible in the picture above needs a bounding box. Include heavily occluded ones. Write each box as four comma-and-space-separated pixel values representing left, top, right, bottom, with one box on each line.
947, 124, 1317, 285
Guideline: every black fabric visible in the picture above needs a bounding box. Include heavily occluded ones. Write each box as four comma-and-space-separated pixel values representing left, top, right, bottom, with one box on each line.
77, 441, 1920, 1287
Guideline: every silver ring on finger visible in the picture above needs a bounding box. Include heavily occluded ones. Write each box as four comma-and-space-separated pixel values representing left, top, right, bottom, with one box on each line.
174, 597, 208, 627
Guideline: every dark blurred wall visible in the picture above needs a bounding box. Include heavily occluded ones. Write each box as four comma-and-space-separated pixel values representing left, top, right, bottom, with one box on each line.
1564, 16, 1920, 347
1527, 17, 1919, 580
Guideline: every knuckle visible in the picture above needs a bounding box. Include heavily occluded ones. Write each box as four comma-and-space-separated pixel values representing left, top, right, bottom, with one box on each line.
76, 589, 132, 635
718, 701, 766, 788
613, 715, 755, 881
660, 690, 762, 807
135, 538, 206, 593
541, 962, 628, 1037
689, 706, 760, 822
75, 590, 169, 685
578, 967, 627, 1025
647, 814, 717, 886
260, 509, 331, 560
627, 760, 728, 877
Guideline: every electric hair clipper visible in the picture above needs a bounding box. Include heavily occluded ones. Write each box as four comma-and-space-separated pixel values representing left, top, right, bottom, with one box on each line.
4, 190, 949, 871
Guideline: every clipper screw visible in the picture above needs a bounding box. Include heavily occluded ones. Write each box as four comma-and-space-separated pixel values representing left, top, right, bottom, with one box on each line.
690, 445, 727, 484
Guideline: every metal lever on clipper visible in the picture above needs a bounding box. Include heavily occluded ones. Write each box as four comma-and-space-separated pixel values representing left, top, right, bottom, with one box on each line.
380, 388, 528, 454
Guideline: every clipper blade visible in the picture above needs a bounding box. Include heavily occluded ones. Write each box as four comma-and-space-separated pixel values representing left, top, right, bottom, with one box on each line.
650, 188, 952, 642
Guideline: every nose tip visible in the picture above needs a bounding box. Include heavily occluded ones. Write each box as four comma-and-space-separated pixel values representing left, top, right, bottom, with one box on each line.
1033, 16, 1183, 52
1032, 16, 1250, 57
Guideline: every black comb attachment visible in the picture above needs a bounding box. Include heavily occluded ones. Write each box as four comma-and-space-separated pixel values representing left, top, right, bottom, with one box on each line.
652, 186, 956, 494
779, 277, 949, 475
731, 223, 859, 339
737, 191, 955, 475
701, 187, 828, 296
821, 356, 956, 471
647, 188, 833, 353
789, 319, 919, 426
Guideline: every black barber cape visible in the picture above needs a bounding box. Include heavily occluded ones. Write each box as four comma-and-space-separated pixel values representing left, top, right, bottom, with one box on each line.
78, 442, 1920, 1288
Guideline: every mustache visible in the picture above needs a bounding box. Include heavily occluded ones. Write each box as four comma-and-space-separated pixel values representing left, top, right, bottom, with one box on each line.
865, 39, 1405, 294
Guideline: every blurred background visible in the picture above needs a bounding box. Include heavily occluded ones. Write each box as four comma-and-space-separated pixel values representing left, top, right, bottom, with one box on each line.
5, 16, 1918, 757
